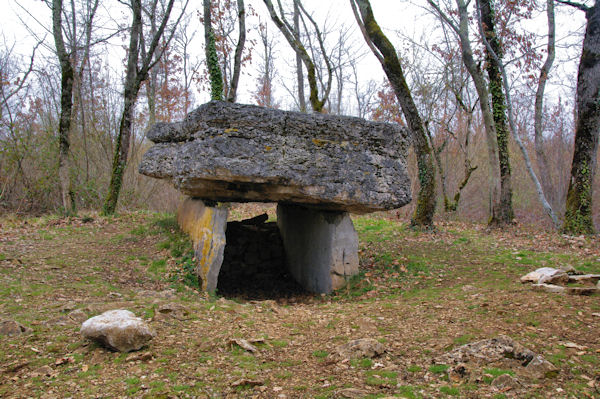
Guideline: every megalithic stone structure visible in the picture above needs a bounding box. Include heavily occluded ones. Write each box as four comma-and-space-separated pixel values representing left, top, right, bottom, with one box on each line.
139, 101, 412, 294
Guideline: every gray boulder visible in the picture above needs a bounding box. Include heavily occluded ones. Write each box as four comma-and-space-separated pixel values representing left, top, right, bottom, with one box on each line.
139, 101, 411, 213
81, 309, 154, 352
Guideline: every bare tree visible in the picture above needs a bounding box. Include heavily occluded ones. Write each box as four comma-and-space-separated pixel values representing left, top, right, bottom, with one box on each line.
558, 0, 599, 234
351, 0, 437, 228
227, 0, 246, 102
262, 0, 332, 113
428, 0, 504, 226
534, 0, 556, 207
102, 0, 186, 215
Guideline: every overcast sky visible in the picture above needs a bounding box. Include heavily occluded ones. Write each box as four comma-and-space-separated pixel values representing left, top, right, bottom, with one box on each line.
2, 0, 588, 113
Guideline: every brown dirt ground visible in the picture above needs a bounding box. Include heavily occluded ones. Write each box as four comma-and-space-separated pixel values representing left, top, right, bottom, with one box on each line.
0, 208, 599, 398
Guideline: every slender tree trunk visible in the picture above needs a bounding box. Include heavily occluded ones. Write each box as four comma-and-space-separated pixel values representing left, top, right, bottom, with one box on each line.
52, 0, 76, 215
204, 0, 223, 101
352, 0, 436, 228
227, 0, 246, 103
564, 2, 600, 235
429, 0, 502, 224
293, 0, 306, 112
102, 0, 142, 215
534, 0, 556, 207
479, 0, 514, 225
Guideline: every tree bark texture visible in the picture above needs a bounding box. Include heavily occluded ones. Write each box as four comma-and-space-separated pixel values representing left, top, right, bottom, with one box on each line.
352, 0, 436, 227
204, 0, 224, 101
52, 0, 76, 215
564, 2, 600, 235
479, 0, 514, 225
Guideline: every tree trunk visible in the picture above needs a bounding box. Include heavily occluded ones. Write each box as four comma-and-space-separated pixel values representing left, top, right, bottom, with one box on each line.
479, 0, 514, 225
102, 0, 142, 216
227, 0, 245, 103
534, 0, 556, 207
352, 0, 436, 228
52, 0, 76, 215
294, 0, 306, 112
204, 0, 223, 101
564, 3, 600, 235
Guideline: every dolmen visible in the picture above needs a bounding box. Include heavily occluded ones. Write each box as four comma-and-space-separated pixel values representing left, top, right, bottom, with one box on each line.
139, 101, 411, 294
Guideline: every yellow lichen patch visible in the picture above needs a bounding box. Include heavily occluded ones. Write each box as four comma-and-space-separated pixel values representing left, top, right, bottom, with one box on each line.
265, 146, 272, 152
311, 138, 335, 147
223, 128, 239, 133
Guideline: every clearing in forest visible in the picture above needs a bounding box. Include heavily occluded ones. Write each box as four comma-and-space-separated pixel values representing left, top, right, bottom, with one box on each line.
0, 209, 599, 398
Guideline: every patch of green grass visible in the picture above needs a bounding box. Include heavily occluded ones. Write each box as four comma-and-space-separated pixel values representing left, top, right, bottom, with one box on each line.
439, 385, 459, 396
396, 385, 421, 399
452, 334, 474, 347
312, 350, 329, 358
149, 259, 167, 276
483, 368, 515, 384
428, 364, 449, 374
270, 339, 288, 348
350, 357, 373, 369
407, 365, 422, 373
579, 354, 599, 364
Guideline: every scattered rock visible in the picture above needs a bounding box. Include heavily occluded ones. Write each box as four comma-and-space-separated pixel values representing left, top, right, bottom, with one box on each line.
491, 373, 521, 390
107, 292, 122, 299
30, 365, 55, 378
521, 268, 564, 284
438, 335, 535, 366
0, 320, 31, 335
531, 283, 566, 294
80, 309, 155, 352
448, 363, 470, 382
568, 274, 600, 286
539, 272, 569, 285
523, 355, 559, 379
229, 338, 258, 353
335, 338, 385, 359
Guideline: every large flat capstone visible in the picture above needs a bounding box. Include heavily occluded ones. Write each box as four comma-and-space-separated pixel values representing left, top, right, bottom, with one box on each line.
139, 101, 411, 213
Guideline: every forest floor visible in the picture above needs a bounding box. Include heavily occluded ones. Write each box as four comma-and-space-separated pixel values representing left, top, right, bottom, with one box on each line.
0, 206, 599, 399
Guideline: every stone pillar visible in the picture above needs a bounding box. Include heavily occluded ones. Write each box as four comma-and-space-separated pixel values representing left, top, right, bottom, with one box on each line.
276, 204, 359, 293
177, 197, 228, 292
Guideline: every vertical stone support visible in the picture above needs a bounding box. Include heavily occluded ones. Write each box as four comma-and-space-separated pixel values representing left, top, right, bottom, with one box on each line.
177, 197, 228, 292
276, 204, 359, 293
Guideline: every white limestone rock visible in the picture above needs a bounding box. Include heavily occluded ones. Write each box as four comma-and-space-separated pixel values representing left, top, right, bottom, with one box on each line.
81, 310, 154, 352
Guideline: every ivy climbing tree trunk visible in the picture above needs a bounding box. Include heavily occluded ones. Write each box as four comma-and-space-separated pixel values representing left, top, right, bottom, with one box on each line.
52, 0, 76, 215
351, 0, 436, 228
479, 0, 514, 225
103, 0, 181, 215
204, 0, 223, 101
563, 1, 600, 235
